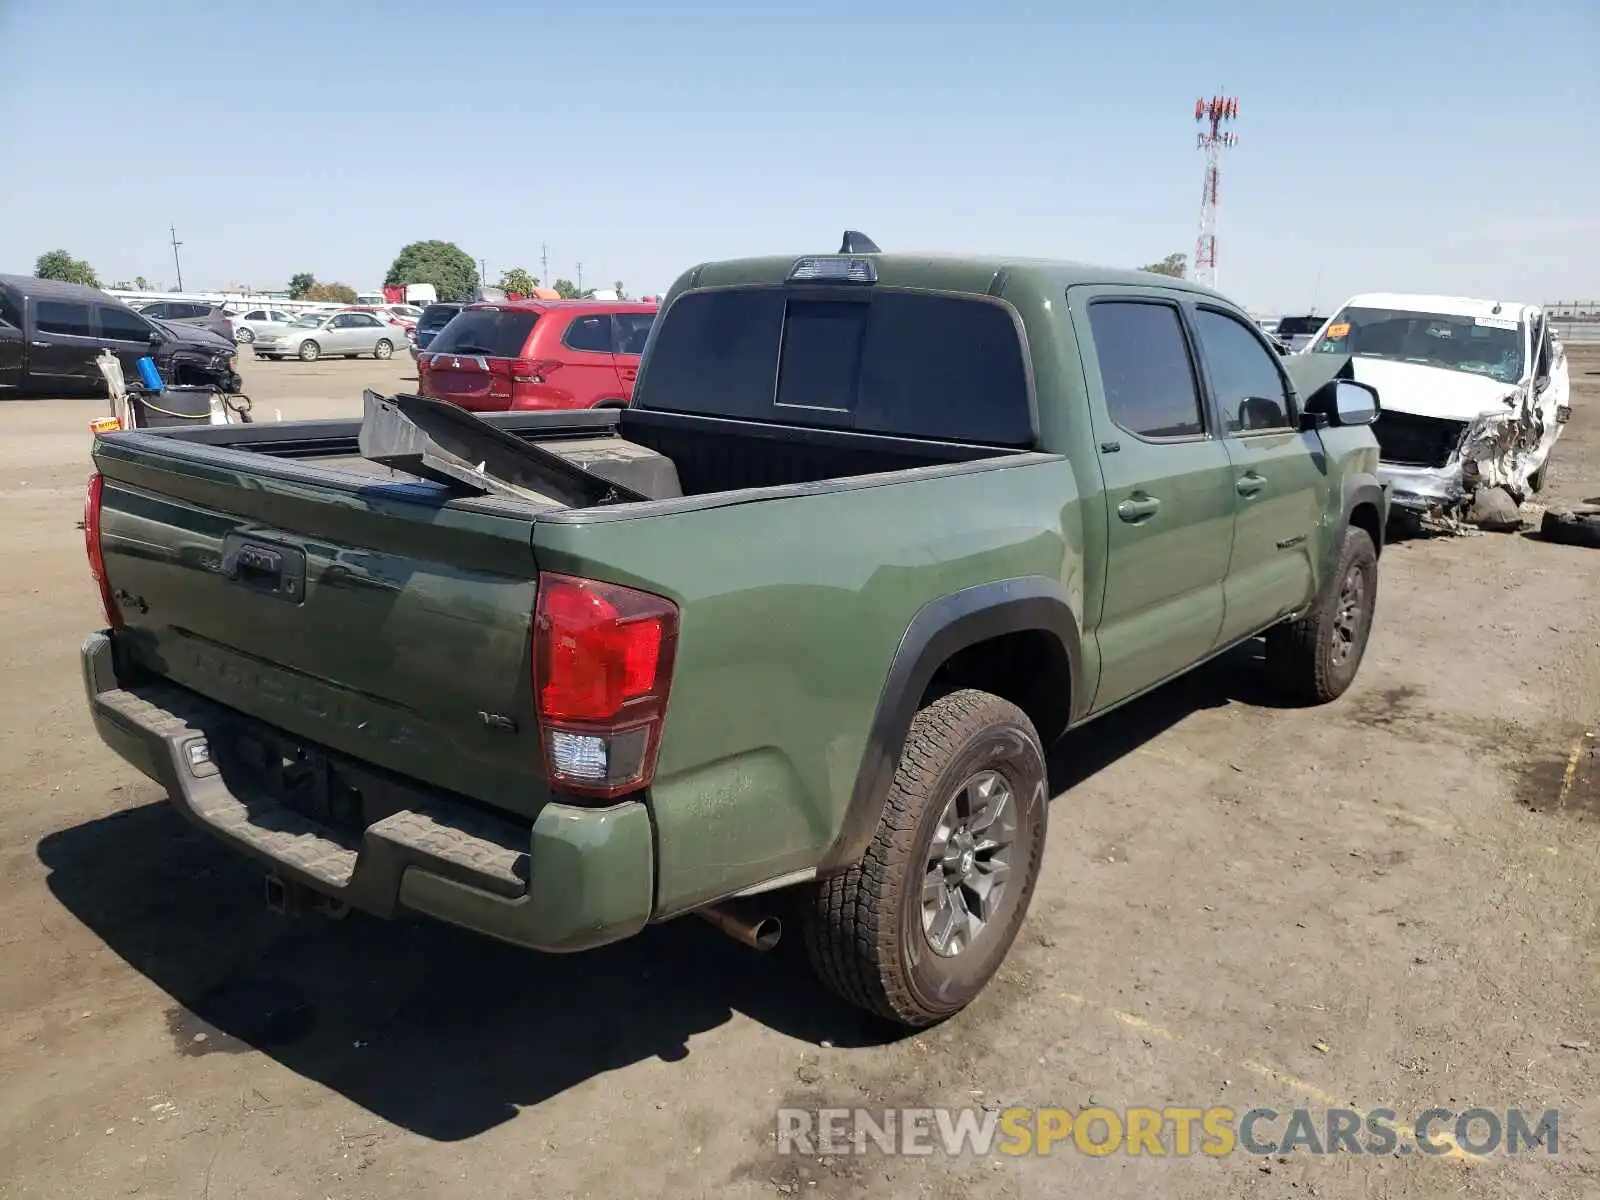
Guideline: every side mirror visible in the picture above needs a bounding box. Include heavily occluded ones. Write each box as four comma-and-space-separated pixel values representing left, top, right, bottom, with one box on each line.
147, 329, 164, 344
1330, 379, 1379, 425
1300, 379, 1379, 428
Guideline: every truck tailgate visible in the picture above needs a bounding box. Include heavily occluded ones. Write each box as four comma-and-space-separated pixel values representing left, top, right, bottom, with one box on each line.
92, 434, 548, 820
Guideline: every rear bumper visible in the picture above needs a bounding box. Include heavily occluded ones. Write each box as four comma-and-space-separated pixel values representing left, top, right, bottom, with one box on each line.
81, 632, 654, 952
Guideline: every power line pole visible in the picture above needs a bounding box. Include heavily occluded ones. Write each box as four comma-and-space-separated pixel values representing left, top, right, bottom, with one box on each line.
170, 225, 185, 292
541, 243, 549, 286
577, 262, 583, 293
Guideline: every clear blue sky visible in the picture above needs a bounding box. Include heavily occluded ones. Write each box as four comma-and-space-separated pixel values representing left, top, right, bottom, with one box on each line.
1, 0, 1595, 312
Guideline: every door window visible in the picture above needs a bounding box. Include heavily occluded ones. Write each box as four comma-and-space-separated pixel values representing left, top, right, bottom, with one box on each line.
614, 313, 655, 355
1193, 308, 1294, 433
0, 290, 21, 329
1087, 300, 1205, 439
36, 300, 95, 338
350, 314, 382, 327
97, 305, 152, 342
329, 315, 354, 329
564, 314, 612, 353
244, 310, 267, 321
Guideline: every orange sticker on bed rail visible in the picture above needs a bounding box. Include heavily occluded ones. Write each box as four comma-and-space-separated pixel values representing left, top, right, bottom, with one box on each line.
1325, 322, 1350, 338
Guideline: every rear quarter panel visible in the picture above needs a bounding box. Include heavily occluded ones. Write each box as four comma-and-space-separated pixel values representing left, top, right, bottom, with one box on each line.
533, 458, 1084, 916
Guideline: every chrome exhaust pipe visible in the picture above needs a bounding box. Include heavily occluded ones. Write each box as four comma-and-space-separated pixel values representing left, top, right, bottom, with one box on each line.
696, 898, 782, 951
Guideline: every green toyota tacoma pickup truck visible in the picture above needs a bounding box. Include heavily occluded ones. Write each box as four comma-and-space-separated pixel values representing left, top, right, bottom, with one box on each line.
80, 236, 1387, 1027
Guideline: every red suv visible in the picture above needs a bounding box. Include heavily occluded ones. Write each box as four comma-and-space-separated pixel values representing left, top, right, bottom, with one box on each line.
418, 300, 657, 411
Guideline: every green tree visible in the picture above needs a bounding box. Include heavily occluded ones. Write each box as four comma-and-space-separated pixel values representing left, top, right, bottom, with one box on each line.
498, 267, 540, 297
612, 280, 627, 300
288, 272, 317, 299
552, 278, 594, 300
386, 240, 478, 303
134, 275, 149, 290
1138, 252, 1188, 279
303, 282, 357, 303
34, 249, 100, 288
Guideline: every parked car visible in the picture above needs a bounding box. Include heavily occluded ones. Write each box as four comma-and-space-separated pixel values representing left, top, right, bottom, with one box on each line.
0, 274, 240, 395
1307, 293, 1571, 517
409, 302, 463, 358
227, 307, 299, 345
1274, 314, 1326, 353
417, 299, 658, 410
77, 236, 1386, 1028
251, 311, 402, 361
131, 299, 236, 343
342, 305, 417, 341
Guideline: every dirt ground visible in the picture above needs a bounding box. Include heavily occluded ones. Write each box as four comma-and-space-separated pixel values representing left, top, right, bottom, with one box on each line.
1, 350, 1597, 1199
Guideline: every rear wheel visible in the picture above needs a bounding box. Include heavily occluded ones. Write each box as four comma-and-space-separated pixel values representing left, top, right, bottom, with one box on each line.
234, 326, 255, 344
373, 339, 393, 360
1265, 526, 1378, 703
802, 689, 1048, 1027
297, 340, 320, 362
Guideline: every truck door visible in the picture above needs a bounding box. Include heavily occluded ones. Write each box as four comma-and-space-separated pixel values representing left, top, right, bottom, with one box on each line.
31, 298, 102, 390
1069, 289, 1236, 709
1188, 305, 1323, 645
95, 303, 160, 379
0, 288, 23, 392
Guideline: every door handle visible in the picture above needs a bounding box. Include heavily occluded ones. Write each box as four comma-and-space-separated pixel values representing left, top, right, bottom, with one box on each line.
1236, 472, 1266, 497
31, 341, 50, 348
1116, 494, 1161, 523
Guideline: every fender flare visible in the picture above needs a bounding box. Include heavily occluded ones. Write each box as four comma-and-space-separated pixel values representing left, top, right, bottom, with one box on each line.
1342, 475, 1387, 555
816, 576, 1084, 874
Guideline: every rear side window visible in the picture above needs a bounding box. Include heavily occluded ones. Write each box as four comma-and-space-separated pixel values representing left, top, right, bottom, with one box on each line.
1087, 300, 1204, 439
429, 309, 539, 358
636, 288, 1034, 446
564, 313, 612, 353
36, 300, 95, 338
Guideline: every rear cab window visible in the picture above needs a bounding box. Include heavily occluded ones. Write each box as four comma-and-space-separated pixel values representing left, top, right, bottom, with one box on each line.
429, 308, 539, 358
634, 288, 1035, 446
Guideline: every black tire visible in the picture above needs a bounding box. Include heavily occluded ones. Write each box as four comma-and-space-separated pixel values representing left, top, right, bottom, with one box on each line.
297, 340, 320, 362
1539, 507, 1600, 549
802, 689, 1049, 1027
234, 326, 254, 344
1265, 526, 1378, 704
373, 339, 393, 360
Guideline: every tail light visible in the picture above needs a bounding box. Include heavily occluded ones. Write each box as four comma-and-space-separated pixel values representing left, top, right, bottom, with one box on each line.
515, 359, 562, 384
533, 573, 678, 800
84, 473, 122, 629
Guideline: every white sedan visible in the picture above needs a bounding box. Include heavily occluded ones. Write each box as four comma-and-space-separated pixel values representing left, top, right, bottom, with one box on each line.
226, 307, 299, 344
252, 311, 402, 362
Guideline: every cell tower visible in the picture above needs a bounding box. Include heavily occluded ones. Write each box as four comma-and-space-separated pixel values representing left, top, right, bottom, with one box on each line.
1193, 93, 1239, 290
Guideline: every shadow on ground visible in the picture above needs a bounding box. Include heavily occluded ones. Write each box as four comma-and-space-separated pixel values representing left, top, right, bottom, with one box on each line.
38, 646, 1279, 1141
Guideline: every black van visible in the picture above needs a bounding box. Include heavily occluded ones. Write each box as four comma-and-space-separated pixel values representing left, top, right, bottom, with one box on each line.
0, 275, 241, 397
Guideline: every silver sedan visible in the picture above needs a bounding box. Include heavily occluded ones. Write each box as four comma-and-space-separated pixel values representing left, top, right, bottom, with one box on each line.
252, 312, 401, 362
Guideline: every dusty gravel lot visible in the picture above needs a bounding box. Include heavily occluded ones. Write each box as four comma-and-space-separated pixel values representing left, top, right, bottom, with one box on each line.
0, 351, 1597, 1199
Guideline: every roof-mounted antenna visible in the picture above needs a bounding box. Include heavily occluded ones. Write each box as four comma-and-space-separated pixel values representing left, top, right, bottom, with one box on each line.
839, 231, 880, 254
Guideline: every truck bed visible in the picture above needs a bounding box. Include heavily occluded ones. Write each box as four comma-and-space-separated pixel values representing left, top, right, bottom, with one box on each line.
127, 401, 1027, 503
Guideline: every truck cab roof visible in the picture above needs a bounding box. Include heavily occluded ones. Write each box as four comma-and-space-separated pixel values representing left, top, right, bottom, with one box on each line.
670, 252, 1231, 305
